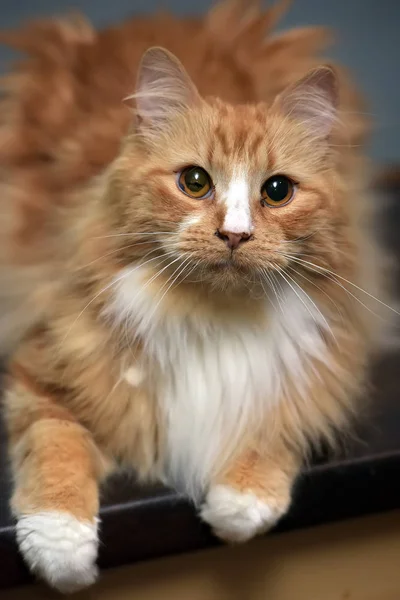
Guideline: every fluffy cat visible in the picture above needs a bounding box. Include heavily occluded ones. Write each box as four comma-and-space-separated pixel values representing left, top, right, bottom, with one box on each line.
0, 0, 383, 594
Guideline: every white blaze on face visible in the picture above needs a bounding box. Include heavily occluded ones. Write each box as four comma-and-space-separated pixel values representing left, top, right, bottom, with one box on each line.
221, 176, 252, 235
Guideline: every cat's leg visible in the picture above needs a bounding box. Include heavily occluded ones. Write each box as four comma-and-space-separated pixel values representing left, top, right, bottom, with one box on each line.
201, 442, 299, 543
5, 378, 110, 593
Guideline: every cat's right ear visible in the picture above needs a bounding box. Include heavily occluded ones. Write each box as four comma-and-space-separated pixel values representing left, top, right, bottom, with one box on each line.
132, 47, 202, 133
273, 65, 339, 140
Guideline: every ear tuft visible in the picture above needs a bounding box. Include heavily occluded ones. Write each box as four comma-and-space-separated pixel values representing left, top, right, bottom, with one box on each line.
132, 47, 201, 131
276, 66, 338, 139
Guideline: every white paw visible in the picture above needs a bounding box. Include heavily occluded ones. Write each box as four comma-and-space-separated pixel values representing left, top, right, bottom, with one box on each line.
16, 511, 99, 594
201, 485, 282, 543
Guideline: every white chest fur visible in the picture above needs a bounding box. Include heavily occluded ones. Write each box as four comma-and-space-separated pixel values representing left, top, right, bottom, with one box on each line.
109, 266, 330, 502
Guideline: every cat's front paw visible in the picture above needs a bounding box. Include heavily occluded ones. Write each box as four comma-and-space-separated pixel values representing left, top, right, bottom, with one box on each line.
16, 511, 99, 593
201, 484, 286, 543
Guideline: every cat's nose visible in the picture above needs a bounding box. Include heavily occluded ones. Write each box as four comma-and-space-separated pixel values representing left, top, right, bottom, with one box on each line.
215, 229, 251, 250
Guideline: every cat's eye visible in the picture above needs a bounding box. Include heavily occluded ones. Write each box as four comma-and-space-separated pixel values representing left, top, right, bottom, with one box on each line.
177, 166, 213, 199
261, 175, 295, 208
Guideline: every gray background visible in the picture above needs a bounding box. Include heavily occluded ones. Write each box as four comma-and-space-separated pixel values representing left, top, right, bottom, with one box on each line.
0, 1, 398, 164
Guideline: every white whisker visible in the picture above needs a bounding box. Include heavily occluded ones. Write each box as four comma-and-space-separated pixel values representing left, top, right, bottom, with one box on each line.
287, 264, 344, 324
282, 253, 400, 318
281, 269, 337, 344
260, 268, 283, 314
275, 269, 320, 337
62, 252, 173, 343
91, 231, 176, 240
279, 253, 395, 322
78, 241, 162, 270
118, 253, 188, 334
279, 229, 325, 244
269, 270, 286, 313
257, 270, 277, 311
141, 254, 196, 328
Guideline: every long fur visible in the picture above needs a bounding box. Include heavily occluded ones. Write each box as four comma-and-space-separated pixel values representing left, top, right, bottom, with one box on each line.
0, 1, 385, 593
0, 0, 365, 354
108, 266, 332, 500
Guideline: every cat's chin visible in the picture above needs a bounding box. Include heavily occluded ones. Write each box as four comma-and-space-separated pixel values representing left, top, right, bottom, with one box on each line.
197, 261, 257, 294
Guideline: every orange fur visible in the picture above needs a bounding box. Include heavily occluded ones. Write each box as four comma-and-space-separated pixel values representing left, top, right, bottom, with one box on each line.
0, 0, 365, 351
0, 0, 382, 593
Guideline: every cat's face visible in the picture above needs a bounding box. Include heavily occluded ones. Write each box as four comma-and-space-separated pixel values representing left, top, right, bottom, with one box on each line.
107, 48, 346, 294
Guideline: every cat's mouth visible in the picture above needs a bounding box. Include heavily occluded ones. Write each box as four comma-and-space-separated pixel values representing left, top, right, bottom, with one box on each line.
208, 254, 251, 275
209, 253, 238, 269
220, 254, 236, 267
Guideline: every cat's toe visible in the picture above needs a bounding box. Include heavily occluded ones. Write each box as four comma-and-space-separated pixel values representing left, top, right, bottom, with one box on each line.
201, 484, 285, 543
16, 511, 99, 593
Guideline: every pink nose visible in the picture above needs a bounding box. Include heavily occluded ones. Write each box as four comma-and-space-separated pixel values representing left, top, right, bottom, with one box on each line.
215, 229, 251, 250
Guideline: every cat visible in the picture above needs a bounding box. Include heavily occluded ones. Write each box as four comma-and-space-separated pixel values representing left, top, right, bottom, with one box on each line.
0, 0, 383, 594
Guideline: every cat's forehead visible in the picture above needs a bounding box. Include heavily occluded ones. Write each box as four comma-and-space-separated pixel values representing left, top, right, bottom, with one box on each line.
209, 104, 269, 166
148, 99, 315, 180
171, 100, 321, 180
170, 101, 275, 175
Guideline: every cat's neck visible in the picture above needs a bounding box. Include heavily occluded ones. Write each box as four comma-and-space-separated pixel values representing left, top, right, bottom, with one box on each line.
106, 261, 271, 333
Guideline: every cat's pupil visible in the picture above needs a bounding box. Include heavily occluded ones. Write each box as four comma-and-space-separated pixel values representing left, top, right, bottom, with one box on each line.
185, 168, 207, 192
265, 176, 289, 202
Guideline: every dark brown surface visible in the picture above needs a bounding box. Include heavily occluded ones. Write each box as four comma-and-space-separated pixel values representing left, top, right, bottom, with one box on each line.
1, 177, 400, 589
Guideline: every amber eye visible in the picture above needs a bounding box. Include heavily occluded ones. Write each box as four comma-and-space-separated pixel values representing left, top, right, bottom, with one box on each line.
178, 166, 213, 199
261, 175, 295, 207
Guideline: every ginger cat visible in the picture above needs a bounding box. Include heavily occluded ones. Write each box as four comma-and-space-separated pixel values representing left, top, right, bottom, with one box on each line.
0, 0, 382, 593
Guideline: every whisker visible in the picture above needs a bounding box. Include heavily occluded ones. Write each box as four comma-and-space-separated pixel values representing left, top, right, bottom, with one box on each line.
275, 269, 329, 342
261, 268, 284, 314
155, 254, 195, 303
269, 269, 287, 313
179, 259, 201, 287
281, 253, 400, 318
62, 252, 173, 343
185, 259, 203, 284
272, 269, 286, 298
77, 241, 162, 270
119, 253, 188, 333
287, 264, 344, 324
281, 268, 337, 344
257, 270, 277, 311
140, 253, 185, 293
91, 231, 177, 240
287, 246, 353, 259
279, 229, 325, 244
143, 254, 196, 326
279, 253, 391, 322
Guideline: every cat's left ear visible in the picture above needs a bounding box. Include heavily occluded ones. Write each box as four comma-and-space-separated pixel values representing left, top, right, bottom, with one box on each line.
274, 65, 338, 139
133, 47, 202, 132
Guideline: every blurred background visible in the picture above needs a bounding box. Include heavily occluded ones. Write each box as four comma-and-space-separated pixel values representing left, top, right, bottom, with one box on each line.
0, 0, 399, 166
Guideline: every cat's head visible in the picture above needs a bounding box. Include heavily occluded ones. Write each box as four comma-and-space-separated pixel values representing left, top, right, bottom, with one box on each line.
105, 47, 349, 296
